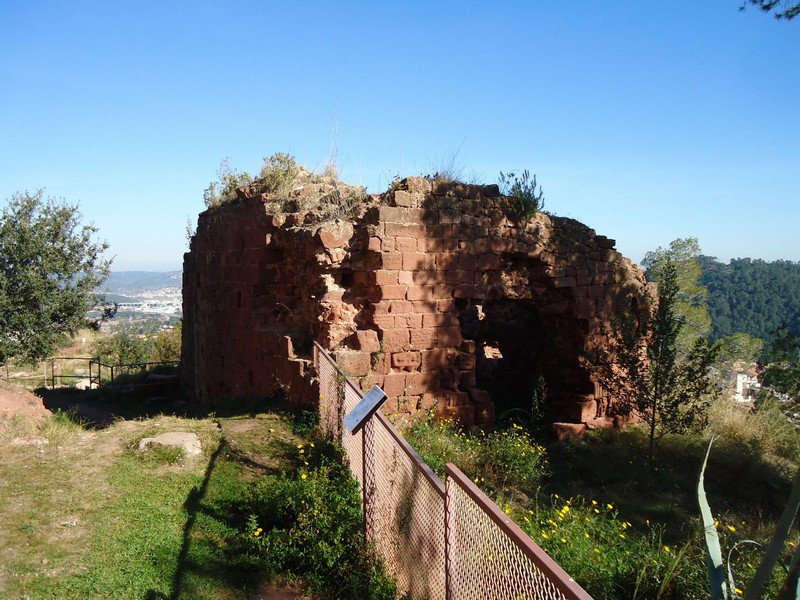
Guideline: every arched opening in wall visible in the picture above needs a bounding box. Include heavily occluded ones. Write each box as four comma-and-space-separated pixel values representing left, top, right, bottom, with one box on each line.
458, 299, 550, 416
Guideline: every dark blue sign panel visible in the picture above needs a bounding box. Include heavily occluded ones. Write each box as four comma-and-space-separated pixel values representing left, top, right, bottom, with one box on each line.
344, 385, 388, 435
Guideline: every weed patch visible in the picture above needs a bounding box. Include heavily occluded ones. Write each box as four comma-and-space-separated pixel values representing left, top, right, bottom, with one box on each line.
244, 442, 397, 599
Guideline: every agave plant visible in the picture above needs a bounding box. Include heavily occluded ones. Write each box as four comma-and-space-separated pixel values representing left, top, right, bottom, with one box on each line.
698, 437, 800, 599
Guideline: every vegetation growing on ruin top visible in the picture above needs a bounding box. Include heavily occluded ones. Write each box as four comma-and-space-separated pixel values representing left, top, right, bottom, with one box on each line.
203, 153, 368, 223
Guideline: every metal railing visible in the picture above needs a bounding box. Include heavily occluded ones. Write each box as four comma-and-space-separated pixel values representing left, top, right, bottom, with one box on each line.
314, 343, 592, 600
1, 357, 178, 391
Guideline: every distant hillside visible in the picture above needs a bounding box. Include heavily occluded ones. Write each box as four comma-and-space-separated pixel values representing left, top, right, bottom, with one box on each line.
699, 256, 800, 343
104, 271, 181, 294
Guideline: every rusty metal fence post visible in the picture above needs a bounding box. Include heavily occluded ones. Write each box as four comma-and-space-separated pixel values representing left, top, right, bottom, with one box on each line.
313, 342, 592, 600
362, 417, 376, 543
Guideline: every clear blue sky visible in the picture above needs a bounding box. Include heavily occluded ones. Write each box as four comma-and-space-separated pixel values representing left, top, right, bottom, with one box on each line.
1, 1, 797, 271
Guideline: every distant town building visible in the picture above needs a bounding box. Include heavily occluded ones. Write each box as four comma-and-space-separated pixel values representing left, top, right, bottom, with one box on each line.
734, 372, 760, 403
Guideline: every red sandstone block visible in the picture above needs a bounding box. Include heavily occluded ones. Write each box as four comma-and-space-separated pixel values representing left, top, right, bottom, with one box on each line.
392, 351, 421, 371
422, 348, 451, 370
445, 270, 473, 285
381, 285, 407, 300
440, 237, 459, 252
434, 253, 458, 271
372, 314, 395, 329
389, 300, 413, 313
457, 254, 477, 271
368, 350, 388, 375
413, 271, 446, 285
406, 286, 435, 301
383, 372, 407, 396
402, 252, 433, 271
596, 296, 613, 313
437, 299, 456, 313
396, 237, 418, 252
419, 238, 441, 252
439, 367, 461, 390
393, 190, 416, 207
406, 370, 438, 392
457, 352, 476, 370
460, 370, 477, 386
412, 300, 438, 314
398, 270, 414, 285
332, 350, 371, 377
386, 222, 427, 238
422, 313, 453, 327
443, 391, 469, 407
453, 285, 474, 298
488, 237, 513, 253
429, 224, 451, 238
375, 270, 398, 285
476, 254, 502, 270
355, 329, 380, 353
368, 237, 382, 252
372, 300, 392, 314
575, 297, 596, 319
565, 398, 598, 422
382, 396, 400, 415
410, 328, 438, 350
382, 329, 410, 351
438, 326, 462, 346
588, 285, 605, 298
553, 276, 577, 288
395, 314, 423, 329
433, 284, 453, 299
381, 253, 403, 270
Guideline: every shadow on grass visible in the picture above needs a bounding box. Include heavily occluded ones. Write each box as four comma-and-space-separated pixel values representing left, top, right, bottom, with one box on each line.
163, 438, 265, 599
544, 428, 793, 541
37, 375, 190, 429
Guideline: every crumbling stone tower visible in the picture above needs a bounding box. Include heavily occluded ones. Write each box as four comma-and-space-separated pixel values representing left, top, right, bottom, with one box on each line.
182, 175, 650, 433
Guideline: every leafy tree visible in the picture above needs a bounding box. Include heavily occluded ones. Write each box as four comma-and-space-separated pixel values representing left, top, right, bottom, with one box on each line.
642, 238, 712, 357
761, 325, 800, 399
591, 259, 719, 460
151, 321, 182, 363
740, 0, 800, 20
714, 332, 764, 372
699, 255, 800, 344
0, 191, 112, 365
92, 326, 153, 365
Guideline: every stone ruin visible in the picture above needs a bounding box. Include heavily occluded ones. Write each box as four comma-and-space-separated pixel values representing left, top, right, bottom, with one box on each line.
181, 173, 651, 436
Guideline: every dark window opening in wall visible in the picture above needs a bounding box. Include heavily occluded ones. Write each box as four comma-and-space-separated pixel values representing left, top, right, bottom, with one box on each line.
339, 269, 354, 289
248, 370, 254, 386
237, 291, 242, 308
458, 299, 549, 415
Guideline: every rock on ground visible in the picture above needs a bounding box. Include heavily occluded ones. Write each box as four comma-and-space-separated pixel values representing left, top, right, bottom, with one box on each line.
137, 431, 202, 456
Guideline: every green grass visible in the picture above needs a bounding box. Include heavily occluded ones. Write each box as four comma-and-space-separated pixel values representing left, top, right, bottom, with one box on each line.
1, 400, 395, 599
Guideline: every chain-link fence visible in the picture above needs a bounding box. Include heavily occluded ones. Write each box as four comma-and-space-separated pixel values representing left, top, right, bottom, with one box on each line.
314, 343, 592, 600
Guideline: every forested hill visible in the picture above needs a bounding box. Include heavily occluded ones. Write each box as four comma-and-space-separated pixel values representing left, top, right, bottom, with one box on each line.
699, 256, 800, 342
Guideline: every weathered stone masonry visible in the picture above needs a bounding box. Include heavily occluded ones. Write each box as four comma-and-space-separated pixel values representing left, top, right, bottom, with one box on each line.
182, 176, 650, 432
